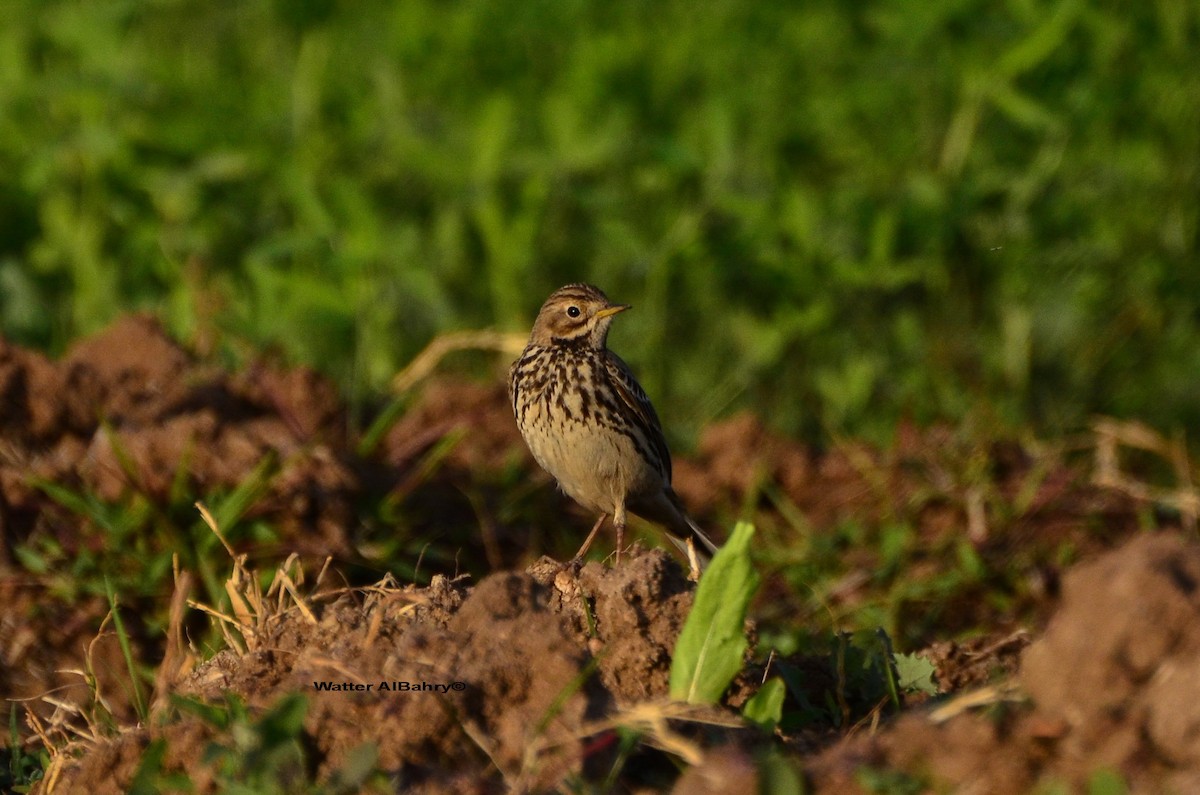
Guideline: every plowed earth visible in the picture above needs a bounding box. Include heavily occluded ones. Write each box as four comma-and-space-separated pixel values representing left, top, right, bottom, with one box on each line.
2, 316, 1197, 793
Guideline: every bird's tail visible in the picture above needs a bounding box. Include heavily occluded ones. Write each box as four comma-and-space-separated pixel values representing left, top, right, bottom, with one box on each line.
661, 489, 719, 571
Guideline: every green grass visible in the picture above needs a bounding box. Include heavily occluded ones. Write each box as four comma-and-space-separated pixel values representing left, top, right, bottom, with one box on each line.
140, 694, 383, 794
3, 707, 47, 794
1, 0, 1198, 444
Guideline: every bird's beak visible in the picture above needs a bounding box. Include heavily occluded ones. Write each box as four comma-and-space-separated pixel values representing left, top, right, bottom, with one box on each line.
594, 304, 631, 319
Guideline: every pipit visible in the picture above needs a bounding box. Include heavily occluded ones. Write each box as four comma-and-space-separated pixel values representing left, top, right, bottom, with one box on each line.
509, 283, 718, 577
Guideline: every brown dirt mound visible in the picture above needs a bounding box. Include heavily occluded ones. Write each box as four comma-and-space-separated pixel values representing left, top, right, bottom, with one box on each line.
40, 549, 715, 793
0, 317, 371, 727
808, 531, 1200, 794
0, 314, 357, 555
42, 531, 1200, 794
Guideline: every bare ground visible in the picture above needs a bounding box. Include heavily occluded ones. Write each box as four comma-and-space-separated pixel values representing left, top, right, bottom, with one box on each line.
1, 316, 1197, 792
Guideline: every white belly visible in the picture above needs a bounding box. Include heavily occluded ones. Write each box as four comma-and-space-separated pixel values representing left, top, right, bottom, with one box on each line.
520, 398, 661, 515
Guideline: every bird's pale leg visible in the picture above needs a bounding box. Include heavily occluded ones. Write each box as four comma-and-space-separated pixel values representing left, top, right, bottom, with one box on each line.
573, 514, 607, 563
614, 502, 628, 565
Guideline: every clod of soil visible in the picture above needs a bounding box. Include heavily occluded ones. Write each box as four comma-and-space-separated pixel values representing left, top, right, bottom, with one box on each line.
531, 548, 697, 704
808, 531, 1200, 794
1, 317, 381, 727
40, 549, 725, 793
0, 314, 358, 555
1021, 532, 1200, 788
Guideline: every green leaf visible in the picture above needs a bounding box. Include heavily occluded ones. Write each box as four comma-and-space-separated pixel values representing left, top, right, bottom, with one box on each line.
105, 576, 147, 721
1087, 768, 1128, 795
894, 652, 938, 696
207, 453, 278, 533
669, 522, 759, 704
171, 694, 237, 730
856, 766, 926, 794
326, 742, 380, 793
742, 677, 786, 731
127, 739, 168, 795
756, 748, 805, 795
257, 693, 308, 744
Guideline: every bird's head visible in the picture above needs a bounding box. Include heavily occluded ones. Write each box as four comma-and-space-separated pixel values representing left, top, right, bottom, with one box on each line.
528, 283, 630, 349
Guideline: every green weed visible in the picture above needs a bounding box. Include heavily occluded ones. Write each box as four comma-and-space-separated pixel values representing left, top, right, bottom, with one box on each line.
2, 707, 48, 794
146, 694, 382, 795
1, 1, 1196, 442
670, 522, 759, 704
671, 521, 937, 736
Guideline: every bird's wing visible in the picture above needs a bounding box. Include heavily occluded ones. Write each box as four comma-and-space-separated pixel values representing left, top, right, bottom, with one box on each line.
604, 352, 673, 483
507, 355, 520, 414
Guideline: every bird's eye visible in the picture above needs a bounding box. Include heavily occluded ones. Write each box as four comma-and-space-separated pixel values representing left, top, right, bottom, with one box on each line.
566, 305, 581, 318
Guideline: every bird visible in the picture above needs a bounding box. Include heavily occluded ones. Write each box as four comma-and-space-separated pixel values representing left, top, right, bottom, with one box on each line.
509, 283, 719, 578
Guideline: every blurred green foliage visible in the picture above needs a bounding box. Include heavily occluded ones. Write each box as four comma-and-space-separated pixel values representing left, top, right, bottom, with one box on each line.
1, 0, 1197, 442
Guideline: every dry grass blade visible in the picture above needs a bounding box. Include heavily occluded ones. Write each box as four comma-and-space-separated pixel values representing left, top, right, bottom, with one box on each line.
391, 329, 527, 394
927, 681, 1024, 724
40, 743, 66, 794
8, 608, 156, 771
1092, 418, 1199, 532
194, 501, 262, 647
315, 555, 333, 588
152, 563, 196, 718
361, 579, 428, 647
35, 696, 110, 747
457, 717, 515, 790
966, 486, 988, 543
22, 692, 106, 793
526, 700, 741, 770
82, 615, 119, 727
266, 553, 318, 625
189, 501, 321, 654
195, 501, 235, 557
185, 602, 249, 656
